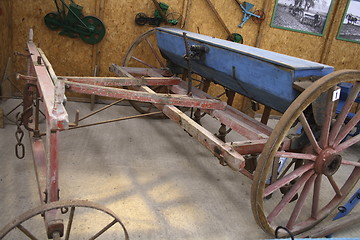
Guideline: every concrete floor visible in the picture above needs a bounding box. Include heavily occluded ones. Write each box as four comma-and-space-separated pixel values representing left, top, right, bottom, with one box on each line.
0, 99, 359, 239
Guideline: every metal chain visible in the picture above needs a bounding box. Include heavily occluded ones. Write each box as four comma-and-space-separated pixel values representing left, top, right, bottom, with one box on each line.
15, 112, 25, 159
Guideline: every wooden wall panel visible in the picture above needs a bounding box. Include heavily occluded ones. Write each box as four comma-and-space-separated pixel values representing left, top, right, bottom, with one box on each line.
321, 0, 360, 70
0, 0, 12, 98
1, 0, 359, 111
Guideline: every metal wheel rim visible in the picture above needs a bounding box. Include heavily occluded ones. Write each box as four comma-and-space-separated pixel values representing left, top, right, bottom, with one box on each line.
0, 200, 129, 239
251, 70, 360, 236
122, 28, 168, 118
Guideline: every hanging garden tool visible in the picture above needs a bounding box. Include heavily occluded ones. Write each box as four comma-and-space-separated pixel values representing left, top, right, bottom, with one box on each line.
203, 0, 243, 43
44, 0, 106, 44
234, 0, 265, 28
135, 1, 182, 26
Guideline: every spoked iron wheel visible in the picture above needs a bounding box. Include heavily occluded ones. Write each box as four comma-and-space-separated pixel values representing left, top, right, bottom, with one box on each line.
122, 28, 209, 118
251, 70, 360, 236
0, 200, 129, 239
122, 28, 169, 118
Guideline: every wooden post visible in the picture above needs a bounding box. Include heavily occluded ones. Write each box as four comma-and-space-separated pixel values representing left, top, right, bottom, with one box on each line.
90, 0, 105, 110
181, 0, 192, 29
255, 0, 273, 48
320, 0, 343, 64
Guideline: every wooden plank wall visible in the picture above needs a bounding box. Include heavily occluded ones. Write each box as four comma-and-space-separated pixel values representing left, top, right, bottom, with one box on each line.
0, 0, 359, 112
0, 0, 12, 98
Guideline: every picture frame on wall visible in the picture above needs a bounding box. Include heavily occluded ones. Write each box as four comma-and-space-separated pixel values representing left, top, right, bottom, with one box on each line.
337, 0, 360, 43
271, 0, 334, 36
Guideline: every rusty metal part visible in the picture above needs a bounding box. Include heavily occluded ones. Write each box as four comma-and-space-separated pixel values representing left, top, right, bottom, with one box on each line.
0, 200, 129, 240
77, 98, 125, 123
171, 81, 274, 140
182, 32, 193, 95
64, 111, 163, 131
215, 89, 235, 141
251, 70, 360, 236
15, 113, 25, 159
260, 106, 272, 125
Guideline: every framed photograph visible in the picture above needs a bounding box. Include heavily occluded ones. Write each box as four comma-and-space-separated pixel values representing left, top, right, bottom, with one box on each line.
271, 0, 334, 36
337, 0, 360, 43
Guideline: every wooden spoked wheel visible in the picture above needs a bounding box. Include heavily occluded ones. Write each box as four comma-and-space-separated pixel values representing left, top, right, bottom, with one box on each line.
251, 70, 360, 236
122, 28, 169, 118
0, 200, 129, 239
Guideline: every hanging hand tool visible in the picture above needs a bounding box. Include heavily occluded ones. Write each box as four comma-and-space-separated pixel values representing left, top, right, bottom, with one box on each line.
203, 0, 243, 43
44, 0, 106, 44
233, 0, 265, 28
135, 1, 181, 26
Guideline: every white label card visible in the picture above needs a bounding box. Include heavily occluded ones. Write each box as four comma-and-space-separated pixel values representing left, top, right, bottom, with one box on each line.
332, 88, 341, 102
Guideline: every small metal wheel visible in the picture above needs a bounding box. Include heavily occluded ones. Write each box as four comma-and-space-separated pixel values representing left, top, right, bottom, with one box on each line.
79, 16, 106, 45
44, 12, 61, 30
135, 12, 148, 26
0, 200, 129, 239
251, 70, 360, 236
252, 10, 265, 24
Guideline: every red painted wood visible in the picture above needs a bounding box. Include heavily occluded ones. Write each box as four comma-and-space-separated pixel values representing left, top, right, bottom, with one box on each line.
66, 81, 226, 110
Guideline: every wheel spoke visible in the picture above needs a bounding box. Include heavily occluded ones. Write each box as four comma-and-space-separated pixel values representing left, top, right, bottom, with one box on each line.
311, 174, 322, 219
319, 87, 336, 149
275, 151, 317, 161
264, 163, 314, 197
333, 111, 360, 147
336, 134, 360, 152
341, 159, 360, 167
130, 56, 156, 68
329, 82, 360, 146
267, 170, 315, 223
88, 219, 117, 240
64, 207, 75, 240
287, 173, 317, 229
327, 176, 342, 197
299, 113, 322, 154
17, 224, 38, 240
145, 38, 165, 68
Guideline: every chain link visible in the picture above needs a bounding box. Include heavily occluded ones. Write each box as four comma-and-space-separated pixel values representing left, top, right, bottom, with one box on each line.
15, 112, 25, 159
